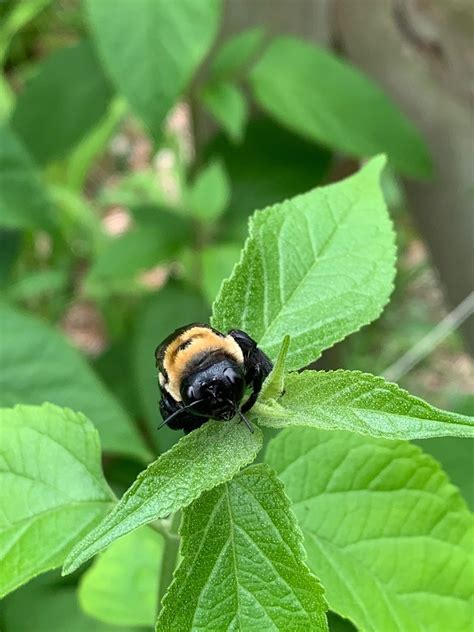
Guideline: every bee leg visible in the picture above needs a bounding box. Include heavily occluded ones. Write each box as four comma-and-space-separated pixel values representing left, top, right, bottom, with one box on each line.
228, 329, 273, 413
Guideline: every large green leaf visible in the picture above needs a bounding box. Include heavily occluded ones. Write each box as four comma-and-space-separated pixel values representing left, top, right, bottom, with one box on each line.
0, 123, 56, 231
266, 428, 474, 631
11, 40, 113, 165
63, 421, 262, 574
132, 282, 209, 452
206, 116, 332, 241
79, 527, 163, 627
0, 404, 114, 597
250, 37, 432, 178
254, 370, 474, 440
157, 464, 328, 631
212, 157, 395, 369
86, 0, 221, 139
0, 303, 150, 460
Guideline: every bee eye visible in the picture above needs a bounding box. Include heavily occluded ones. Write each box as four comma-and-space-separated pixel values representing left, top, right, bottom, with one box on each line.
223, 367, 240, 384
186, 386, 195, 401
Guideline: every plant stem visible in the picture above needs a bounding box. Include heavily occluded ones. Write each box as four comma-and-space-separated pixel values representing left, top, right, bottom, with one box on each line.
157, 511, 181, 613
383, 291, 474, 382
149, 517, 178, 540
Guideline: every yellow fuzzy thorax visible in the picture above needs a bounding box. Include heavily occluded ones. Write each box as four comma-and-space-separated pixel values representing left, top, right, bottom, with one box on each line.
160, 326, 244, 402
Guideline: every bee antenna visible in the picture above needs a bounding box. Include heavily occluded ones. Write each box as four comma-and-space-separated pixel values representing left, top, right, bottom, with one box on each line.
236, 408, 254, 434
157, 399, 206, 430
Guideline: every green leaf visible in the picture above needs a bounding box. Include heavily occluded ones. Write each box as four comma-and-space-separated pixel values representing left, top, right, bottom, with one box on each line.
132, 282, 210, 452
200, 242, 241, 305
266, 428, 474, 631
85, 210, 191, 298
86, 0, 221, 139
188, 159, 230, 222
213, 157, 395, 369
2, 574, 136, 632
201, 81, 247, 142
11, 40, 113, 165
0, 302, 150, 460
209, 27, 265, 80
63, 421, 263, 575
250, 37, 432, 178
260, 334, 290, 401
157, 464, 328, 631
0, 404, 114, 597
206, 116, 332, 241
0, 123, 56, 231
254, 369, 474, 440
79, 527, 163, 627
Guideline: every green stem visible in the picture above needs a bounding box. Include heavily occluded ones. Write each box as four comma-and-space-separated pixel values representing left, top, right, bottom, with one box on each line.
157, 511, 181, 613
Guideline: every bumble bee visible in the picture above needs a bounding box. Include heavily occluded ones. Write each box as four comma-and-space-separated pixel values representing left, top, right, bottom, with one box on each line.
155, 324, 272, 434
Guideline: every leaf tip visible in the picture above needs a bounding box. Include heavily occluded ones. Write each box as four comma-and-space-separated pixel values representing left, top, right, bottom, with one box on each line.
365, 153, 387, 177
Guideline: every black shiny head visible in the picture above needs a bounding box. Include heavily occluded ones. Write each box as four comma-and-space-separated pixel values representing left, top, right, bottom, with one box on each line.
180, 359, 245, 421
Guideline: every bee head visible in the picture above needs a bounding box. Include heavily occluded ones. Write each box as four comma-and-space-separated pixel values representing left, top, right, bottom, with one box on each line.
180, 359, 245, 421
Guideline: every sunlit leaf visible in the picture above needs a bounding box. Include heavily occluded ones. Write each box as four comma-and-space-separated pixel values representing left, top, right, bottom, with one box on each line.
254, 369, 474, 439
0, 404, 114, 597
213, 157, 395, 369
63, 421, 262, 574
266, 427, 474, 631
157, 465, 328, 631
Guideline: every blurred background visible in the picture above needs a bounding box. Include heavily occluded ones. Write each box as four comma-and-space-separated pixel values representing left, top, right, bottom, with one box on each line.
0, 1, 473, 629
